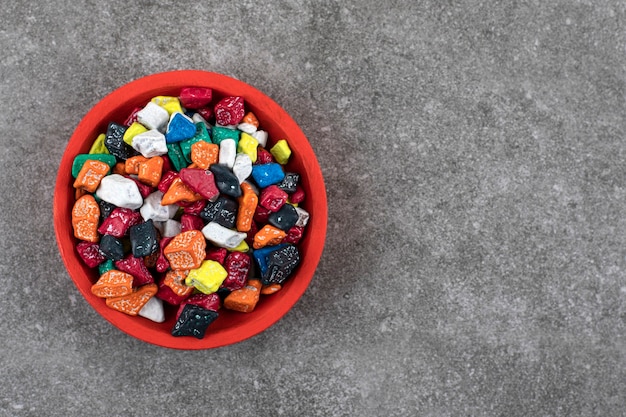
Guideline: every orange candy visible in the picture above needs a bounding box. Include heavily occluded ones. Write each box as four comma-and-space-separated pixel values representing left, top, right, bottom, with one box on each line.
71, 194, 100, 242
242, 112, 259, 128
237, 182, 258, 232
91, 270, 134, 298
190, 141, 219, 170
112, 162, 126, 175
105, 283, 158, 316
125, 155, 148, 175
138, 156, 163, 187
164, 269, 194, 297
253, 224, 287, 249
163, 230, 207, 270
261, 283, 282, 295
161, 177, 204, 205
223, 279, 262, 313
73, 159, 110, 193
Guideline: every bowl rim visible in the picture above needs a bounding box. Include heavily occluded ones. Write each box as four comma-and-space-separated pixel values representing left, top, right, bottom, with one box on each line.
53, 70, 327, 349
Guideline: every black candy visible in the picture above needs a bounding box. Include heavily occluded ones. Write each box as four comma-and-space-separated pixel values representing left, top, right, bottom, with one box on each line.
262, 244, 301, 285
199, 196, 238, 228
98, 234, 125, 261
209, 164, 242, 198
277, 172, 300, 193
98, 200, 116, 220
104, 122, 137, 161
268, 203, 299, 231
171, 304, 219, 339
129, 220, 158, 257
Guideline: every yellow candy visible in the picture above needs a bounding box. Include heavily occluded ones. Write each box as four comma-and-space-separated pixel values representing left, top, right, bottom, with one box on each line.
123, 122, 148, 146
228, 240, 249, 253
88, 133, 109, 154
151, 96, 183, 115
185, 260, 228, 294
237, 132, 258, 163
270, 139, 291, 165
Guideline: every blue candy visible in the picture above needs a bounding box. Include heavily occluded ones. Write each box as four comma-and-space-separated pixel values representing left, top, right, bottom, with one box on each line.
165, 113, 197, 143
251, 163, 285, 188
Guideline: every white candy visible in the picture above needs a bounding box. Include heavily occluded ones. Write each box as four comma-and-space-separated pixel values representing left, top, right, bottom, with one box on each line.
160, 219, 182, 237
137, 102, 170, 131
219, 138, 236, 168
202, 222, 247, 249
132, 129, 167, 157
138, 296, 165, 323
192, 113, 210, 128
140, 191, 178, 222
252, 130, 268, 147
233, 153, 252, 184
295, 207, 310, 227
96, 174, 143, 209
237, 122, 257, 134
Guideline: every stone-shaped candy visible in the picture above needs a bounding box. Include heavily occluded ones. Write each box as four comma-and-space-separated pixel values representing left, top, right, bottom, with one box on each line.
171, 304, 219, 339
129, 220, 159, 257
137, 101, 170, 130
268, 203, 299, 231
132, 129, 168, 158
221, 252, 251, 292
166, 112, 197, 143
202, 222, 247, 249
218, 138, 237, 168
211, 126, 240, 146
277, 172, 300, 193
259, 185, 288, 212
262, 244, 300, 285
140, 191, 178, 222
179, 87, 213, 109
99, 234, 125, 261
179, 168, 219, 201
115, 254, 154, 286
105, 122, 137, 161
214, 96, 245, 126
138, 296, 165, 323
251, 163, 285, 188
185, 260, 228, 295
96, 174, 144, 209
76, 241, 106, 268
209, 164, 242, 198
98, 207, 142, 238
233, 153, 253, 184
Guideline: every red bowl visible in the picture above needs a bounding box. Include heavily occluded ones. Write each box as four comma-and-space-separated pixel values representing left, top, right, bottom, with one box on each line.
53, 70, 327, 349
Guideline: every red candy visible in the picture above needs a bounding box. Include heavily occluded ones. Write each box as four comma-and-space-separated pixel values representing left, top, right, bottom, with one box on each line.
179, 87, 213, 109
127, 176, 154, 198
156, 280, 190, 305
124, 106, 143, 126
158, 170, 179, 194
259, 185, 288, 212
182, 199, 207, 215
221, 252, 251, 291
179, 168, 219, 201
290, 185, 305, 204
115, 254, 154, 286
98, 207, 142, 238
155, 236, 173, 273
205, 247, 227, 264
179, 293, 221, 315
76, 241, 106, 268
214, 96, 245, 126
180, 214, 204, 232
283, 226, 304, 244
255, 147, 274, 164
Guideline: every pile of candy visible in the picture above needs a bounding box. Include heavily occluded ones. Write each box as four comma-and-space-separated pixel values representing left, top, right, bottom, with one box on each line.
70, 87, 309, 339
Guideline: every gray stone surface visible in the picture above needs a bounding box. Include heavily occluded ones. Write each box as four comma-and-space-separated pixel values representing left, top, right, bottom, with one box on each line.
0, 1, 624, 416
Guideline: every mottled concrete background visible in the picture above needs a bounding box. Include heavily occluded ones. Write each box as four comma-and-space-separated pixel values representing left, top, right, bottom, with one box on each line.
1, 1, 624, 416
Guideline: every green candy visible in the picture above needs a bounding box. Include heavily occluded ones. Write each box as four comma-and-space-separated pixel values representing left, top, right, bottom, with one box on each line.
211, 126, 240, 147
98, 259, 115, 275
71, 154, 117, 178
166, 142, 187, 171
180, 123, 212, 163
